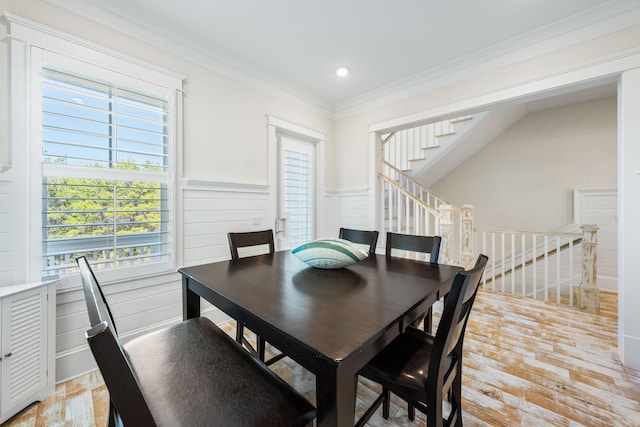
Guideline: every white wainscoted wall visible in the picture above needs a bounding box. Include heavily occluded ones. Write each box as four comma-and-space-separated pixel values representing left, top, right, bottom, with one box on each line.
54, 180, 279, 381
182, 181, 271, 266
0, 176, 11, 285
325, 188, 374, 244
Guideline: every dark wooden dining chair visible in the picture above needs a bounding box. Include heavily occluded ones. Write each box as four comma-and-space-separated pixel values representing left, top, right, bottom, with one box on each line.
227, 229, 275, 260
227, 229, 285, 365
355, 254, 488, 427
77, 256, 315, 427
386, 231, 443, 334
385, 231, 441, 263
338, 227, 379, 255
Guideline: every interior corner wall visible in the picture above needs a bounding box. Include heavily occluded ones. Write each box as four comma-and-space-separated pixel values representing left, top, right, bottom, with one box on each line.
430, 96, 617, 231
619, 68, 640, 370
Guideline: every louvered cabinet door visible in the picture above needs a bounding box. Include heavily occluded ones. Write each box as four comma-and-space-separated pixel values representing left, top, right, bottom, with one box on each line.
0, 286, 48, 418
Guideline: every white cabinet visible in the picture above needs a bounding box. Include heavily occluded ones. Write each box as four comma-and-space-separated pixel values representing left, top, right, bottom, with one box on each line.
0, 281, 56, 424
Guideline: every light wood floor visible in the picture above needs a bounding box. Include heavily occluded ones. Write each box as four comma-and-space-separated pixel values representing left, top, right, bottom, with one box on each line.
3, 289, 639, 427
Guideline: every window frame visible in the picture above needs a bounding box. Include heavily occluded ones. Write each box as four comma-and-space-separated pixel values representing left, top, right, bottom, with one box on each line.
13, 20, 183, 289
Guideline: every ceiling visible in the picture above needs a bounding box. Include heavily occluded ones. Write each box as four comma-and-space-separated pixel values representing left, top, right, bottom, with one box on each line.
57, 0, 634, 112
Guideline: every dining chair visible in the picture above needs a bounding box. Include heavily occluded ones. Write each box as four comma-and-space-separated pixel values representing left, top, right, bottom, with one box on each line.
227, 229, 285, 365
227, 229, 275, 260
385, 231, 441, 263
338, 227, 379, 255
77, 256, 315, 427
355, 254, 488, 427
386, 231, 443, 334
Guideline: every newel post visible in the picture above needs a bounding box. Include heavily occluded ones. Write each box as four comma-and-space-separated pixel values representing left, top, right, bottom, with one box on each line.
438, 204, 453, 264
580, 224, 600, 314
462, 205, 475, 269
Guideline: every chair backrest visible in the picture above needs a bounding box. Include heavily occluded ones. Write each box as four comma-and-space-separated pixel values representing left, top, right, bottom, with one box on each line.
77, 256, 118, 334
227, 229, 275, 260
339, 227, 379, 255
77, 256, 156, 425
429, 254, 488, 376
385, 232, 442, 263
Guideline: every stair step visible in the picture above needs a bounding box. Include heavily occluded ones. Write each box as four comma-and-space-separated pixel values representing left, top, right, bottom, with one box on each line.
449, 115, 473, 123
433, 130, 455, 138
422, 145, 440, 151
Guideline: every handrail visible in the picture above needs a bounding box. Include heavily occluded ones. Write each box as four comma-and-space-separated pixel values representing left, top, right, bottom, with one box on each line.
482, 237, 582, 285
382, 160, 462, 215
378, 173, 438, 216
381, 132, 396, 147
475, 227, 581, 237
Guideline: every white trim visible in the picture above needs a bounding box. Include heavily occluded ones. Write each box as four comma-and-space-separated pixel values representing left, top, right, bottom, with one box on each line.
3, 12, 184, 86
266, 115, 326, 141
369, 48, 640, 133
335, 2, 640, 118
266, 116, 327, 247
40, 1, 334, 118
182, 178, 270, 193
38, 1, 640, 120
326, 188, 369, 195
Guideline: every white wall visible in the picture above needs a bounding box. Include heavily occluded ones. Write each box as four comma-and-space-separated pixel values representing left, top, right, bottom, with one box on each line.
0, 24, 8, 168
0, 0, 334, 382
430, 97, 617, 231
619, 68, 640, 370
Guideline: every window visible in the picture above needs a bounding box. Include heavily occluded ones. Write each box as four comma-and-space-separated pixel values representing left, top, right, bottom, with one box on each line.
40, 69, 171, 279
10, 29, 185, 284
41, 68, 169, 277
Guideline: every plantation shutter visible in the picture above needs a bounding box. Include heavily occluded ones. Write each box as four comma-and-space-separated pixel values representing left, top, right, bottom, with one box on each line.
282, 145, 313, 248
41, 69, 170, 278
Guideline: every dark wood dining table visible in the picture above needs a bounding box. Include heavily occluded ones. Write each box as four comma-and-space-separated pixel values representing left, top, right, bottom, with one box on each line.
178, 251, 462, 427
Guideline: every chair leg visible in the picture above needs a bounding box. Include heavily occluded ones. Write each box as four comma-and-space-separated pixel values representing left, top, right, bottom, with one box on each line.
355, 386, 386, 427
382, 387, 391, 419
235, 321, 244, 344
423, 306, 433, 334
450, 368, 463, 427
258, 336, 266, 362
408, 402, 415, 421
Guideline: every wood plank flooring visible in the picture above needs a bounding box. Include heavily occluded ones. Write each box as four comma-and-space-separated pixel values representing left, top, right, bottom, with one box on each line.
3, 288, 638, 427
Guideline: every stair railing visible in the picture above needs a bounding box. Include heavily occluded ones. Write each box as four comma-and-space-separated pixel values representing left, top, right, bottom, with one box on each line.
475, 227, 586, 306
382, 160, 456, 212
378, 170, 466, 265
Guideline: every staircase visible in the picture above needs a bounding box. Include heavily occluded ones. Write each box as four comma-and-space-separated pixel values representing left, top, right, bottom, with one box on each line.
379, 115, 481, 266
377, 115, 600, 312
382, 116, 473, 175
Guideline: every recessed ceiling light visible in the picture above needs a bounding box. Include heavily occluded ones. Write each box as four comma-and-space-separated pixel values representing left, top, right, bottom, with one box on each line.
336, 67, 350, 77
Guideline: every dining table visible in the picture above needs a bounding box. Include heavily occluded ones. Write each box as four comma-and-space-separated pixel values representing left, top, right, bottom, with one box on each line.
178, 250, 463, 427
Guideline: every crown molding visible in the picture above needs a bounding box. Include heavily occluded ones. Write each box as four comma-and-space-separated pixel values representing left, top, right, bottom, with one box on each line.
2, 11, 185, 84
43, 0, 334, 118
333, 0, 640, 119
42, 0, 640, 121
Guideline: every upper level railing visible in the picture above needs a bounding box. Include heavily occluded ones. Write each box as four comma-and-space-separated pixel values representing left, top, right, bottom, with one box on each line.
475, 227, 583, 306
